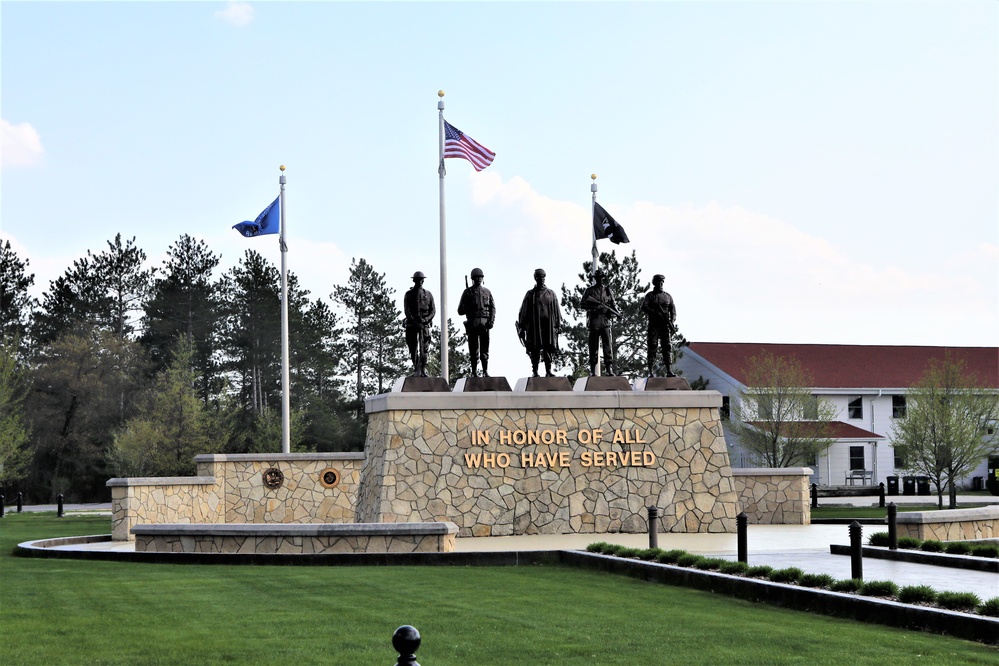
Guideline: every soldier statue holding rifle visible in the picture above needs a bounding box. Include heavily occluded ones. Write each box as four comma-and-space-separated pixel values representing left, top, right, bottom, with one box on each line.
457, 267, 495, 377
581, 268, 620, 376
404, 271, 435, 377
641, 273, 677, 377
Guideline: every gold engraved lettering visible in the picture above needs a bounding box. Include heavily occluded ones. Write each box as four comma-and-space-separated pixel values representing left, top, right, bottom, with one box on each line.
496, 453, 511, 468
556, 430, 568, 444
513, 430, 526, 445
593, 429, 604, 443
644, 451, 656, 465
612, 430, 624, 444
527, 430, 540, 445
578, 430, 591, 444
478, 431, 491, 445
580, 451, 593, 466
521, 452, 534, 466
499, 430, 512, 445
464, 453, 482, 467
559, 451, 570, 466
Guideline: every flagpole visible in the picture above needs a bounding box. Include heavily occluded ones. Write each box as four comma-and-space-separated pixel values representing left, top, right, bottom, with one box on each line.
590, 174, 601, 377
279, 165, 291, 454
437, 90, 449, 382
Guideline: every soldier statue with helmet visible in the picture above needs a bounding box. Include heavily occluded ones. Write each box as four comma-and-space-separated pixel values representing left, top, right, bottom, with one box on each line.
404, 271, 436, 377
457, 267, 496, 377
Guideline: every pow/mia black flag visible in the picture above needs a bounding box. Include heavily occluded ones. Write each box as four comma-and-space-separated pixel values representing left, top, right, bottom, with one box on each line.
593, 201, 630, 244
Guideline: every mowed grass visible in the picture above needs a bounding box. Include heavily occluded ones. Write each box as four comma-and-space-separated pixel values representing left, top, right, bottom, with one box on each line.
2, 514, 998, 665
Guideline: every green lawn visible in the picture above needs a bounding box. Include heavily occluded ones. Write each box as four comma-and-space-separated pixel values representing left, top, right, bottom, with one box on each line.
2, 513, 997, 665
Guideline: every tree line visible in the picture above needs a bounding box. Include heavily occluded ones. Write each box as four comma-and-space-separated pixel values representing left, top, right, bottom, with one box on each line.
1, 235, 692, 503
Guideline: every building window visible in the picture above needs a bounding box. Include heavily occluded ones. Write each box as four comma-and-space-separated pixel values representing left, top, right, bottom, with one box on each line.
757, 395, 773, 419
892, 395, 907, 419
894, 449, 906, 469
803, 395, 818, 420
848, 397, 863, 420
850, 446, 865, 471
721, 396, 730, 420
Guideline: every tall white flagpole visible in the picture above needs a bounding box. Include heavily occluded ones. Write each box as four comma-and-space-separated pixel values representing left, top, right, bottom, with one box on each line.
437, 90, 449, 382
590, 173, 601, 377
279, 165, 291, 454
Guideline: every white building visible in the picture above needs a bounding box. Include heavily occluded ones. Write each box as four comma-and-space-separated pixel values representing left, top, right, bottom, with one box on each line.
674, 343, 999, 489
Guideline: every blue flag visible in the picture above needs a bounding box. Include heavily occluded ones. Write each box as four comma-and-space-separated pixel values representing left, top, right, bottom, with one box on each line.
233, 196, 280, 237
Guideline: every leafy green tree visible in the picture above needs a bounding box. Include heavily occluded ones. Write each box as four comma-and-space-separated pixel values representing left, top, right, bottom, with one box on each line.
0, 240, 36, 351
559, 250, 689, 379
25, 325, 147, 500
332, 258, 407, 417
141, 234, 222, 404
726, 351, 837, 468
891, 355, 999, 509
0, 340, 31, 487
108, 340, 213, 476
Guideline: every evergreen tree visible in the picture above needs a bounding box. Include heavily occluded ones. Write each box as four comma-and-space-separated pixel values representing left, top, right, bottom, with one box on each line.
141, 234, 222, 404
0, 240, 36, 351
107, 339, 211, 476
427, 318, 470, 387
0, 340, 31, 487
332, 258, 406, 417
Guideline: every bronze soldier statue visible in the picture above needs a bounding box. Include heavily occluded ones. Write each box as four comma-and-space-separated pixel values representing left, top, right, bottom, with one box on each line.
641, 273, 676, 377
457, 267, 495, 377
581, 268, 620, 376
404, 271, 435, 377
517, 268, 562, 377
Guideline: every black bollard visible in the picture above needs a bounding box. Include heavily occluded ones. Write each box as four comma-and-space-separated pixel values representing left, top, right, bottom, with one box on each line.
647, 506, 659, 550
16, 492, 23, 513
392, 625, 421, 666
810, 483, 818, 509
878, 482, 885, 508
737, 512, 748, 564
0, 494, 5, 518
57, 494, 64, 518
849, 520, 863, 581
887, 502, 897, 551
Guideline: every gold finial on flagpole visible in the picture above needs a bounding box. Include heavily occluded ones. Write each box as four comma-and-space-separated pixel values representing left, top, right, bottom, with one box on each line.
591, 173, 597, 181
438, 90, 445, 98
280, 165, 286, 171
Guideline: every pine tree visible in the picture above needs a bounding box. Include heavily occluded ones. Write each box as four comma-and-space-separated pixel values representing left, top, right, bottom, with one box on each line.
0, 341, 31, 486
0, 240, 36, 351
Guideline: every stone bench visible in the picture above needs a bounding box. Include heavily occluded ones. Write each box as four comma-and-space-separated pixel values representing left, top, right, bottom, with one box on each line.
132, 522, 459, 555
896, 506, 999, 541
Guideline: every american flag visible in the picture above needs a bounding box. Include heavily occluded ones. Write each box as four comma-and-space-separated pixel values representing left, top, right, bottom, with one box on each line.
443, 120, 495, 171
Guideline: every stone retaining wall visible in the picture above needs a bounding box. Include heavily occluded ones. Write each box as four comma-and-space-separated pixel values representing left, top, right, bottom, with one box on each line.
896, 506, 999, 541
358, 391, 739, 536
132, 522, 458, 554
732, 468, 812, 525
106, 453, 364, 541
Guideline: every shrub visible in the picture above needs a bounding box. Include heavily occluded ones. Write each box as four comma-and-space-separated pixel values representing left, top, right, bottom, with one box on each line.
897, 537, 921, 550
970, 544, 999, 559
615, 546, 642, 559
919, 540, 943, 553
978, 597, 999, 617
637, 548, 662, 561
798, 573, 834, 589
898, 585, 937, 605
935, 591, 981, 612
944, 542, 972, 556
675, 553, 704, 567
718, 561, 749, 575
586, 542, 611, 553
859, 580, 898, 598
767, 567, 804, 584
693, 557, 727, 571
655, 549, 687, 565
868, 532, 889, 547
830, 578, 863, 593
745, 565, 773, 579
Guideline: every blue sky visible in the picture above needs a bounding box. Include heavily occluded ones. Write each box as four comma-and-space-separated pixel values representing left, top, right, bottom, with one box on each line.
2, 1, 997, 379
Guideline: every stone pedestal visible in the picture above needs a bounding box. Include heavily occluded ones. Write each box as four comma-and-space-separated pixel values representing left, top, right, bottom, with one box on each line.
454, 377, 513, 392
574, 376, 633, 391
358, 390, 737, 536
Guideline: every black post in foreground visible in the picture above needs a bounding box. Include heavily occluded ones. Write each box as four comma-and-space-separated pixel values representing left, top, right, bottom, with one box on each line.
0, 495, 5, 518
810, 483, 818, 509
393, 625, 421, 666
647, 506, 659, 550
887, 502, 898, 550
57, 494, 64, 518
16, 492, 23, 513
849, 520, 863, 581
737, 512, 748, 564
878, 482, 886, 508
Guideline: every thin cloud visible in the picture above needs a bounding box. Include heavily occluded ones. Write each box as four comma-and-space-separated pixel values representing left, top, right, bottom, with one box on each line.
215, 2, 254, 28
1, 119, 44, 169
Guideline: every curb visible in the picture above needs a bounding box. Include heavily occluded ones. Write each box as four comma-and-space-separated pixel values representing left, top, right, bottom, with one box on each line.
829, 544, 999, 573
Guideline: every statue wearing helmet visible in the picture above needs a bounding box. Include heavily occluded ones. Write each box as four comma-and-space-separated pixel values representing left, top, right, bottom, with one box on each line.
581, 268, 619, 376
457, 267, 495, 377
404, 271, 435, 377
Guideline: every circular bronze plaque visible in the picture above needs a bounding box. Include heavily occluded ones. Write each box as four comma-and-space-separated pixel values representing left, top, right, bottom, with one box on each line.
261, 467, 284, 489
319, 467, 341, 489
